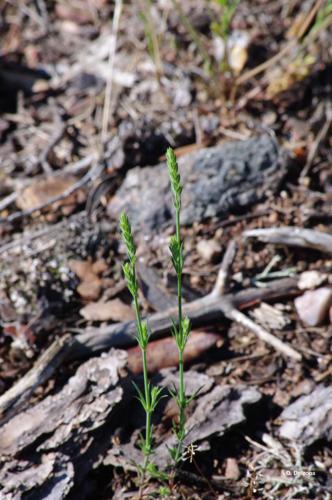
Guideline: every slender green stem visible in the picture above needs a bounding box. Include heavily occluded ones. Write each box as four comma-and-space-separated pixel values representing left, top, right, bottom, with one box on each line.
175, 348, 185, 462
175, 207, 186, 461
134, 293, 151, 467
133, 294, 143, 337
142, 348, 152, 464
176, 208, 183, 327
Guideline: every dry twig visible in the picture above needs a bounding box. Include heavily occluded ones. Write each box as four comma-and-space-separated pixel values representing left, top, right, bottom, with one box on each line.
244, 227, 332, 255
212, 239, 237, 296
220, 301, 302, 361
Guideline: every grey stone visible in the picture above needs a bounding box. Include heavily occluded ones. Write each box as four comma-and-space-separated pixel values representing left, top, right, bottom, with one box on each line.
108, 135, 286, 235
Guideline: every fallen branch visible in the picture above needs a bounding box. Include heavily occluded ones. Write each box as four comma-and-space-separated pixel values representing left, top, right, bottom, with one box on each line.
0, 230, 303, 422
0, 216, 306, 422
244, 227, 332, 255
0, 276, 301, 421
70, 277, 300, 358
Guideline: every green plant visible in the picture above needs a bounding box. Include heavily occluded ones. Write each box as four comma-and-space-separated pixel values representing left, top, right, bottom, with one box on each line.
211, 0, 240, 71
120, 148, 198, 481
211, 0, 240, 41
119, 213, 163, 474
166, 147, 193, 463
306, 0, 332, 39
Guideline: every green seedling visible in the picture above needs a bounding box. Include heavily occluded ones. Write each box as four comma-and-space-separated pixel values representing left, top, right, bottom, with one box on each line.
120, 213, 163, 473
212, 0, 240, 40
119, 148, 200, 483
211, 0, 240, 70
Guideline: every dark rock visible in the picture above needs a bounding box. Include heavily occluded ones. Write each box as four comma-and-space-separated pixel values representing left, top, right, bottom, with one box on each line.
108, 135, 286, 235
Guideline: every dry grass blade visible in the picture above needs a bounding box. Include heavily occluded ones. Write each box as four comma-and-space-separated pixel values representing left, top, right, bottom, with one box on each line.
101, 0, 123, 142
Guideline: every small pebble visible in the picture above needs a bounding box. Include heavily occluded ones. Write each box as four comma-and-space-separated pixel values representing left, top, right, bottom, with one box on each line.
294, 287, 332, 326
225, 458, 240, 480
197, 238, 220, 263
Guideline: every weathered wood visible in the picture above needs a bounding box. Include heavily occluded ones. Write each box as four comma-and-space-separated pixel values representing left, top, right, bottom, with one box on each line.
0, 349, 127, 457
244, 227, 332, 255
70, 277, 300, 357
0, 334, 74, 422
0, 277, 300, 422
279, 384, 332, 445
0, 350, 127, 498
108, 135, 285, 234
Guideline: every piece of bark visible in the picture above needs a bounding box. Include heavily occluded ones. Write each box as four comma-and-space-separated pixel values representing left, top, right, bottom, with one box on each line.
0, 453, 74, 500
278, 384, 332, 445
183, 385, 261, 446
0, 349, 127, 457
104, 369, 214, 471
158, 368, 215, 397
244, 227, 332, 255
127, 331, 221, 374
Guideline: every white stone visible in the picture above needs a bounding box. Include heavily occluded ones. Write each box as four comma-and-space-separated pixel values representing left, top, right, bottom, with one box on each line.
298, 271, 327, 290
294, 287, 332, 326
197, 239, 220, 263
